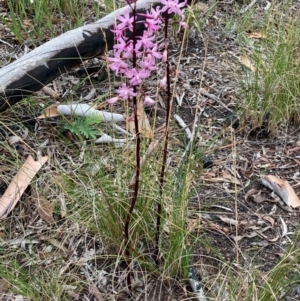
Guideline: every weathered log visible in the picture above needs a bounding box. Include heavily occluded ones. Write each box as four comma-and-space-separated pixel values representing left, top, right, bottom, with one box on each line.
0, 0, 191, 112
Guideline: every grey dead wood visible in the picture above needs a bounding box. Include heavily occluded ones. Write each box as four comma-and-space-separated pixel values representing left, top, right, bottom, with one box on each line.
0, 0, 193, 112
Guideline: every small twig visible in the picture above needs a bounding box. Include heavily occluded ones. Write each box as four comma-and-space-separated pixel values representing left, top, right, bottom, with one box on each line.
0, 39, 13, 48
111, 123, 132, 136
41, 86, 60, 99
95, 133, 132, 148
199, 89, 232, 112
174, 114, 192, 140
218, 139, 243, 150
240, 0, 259, 13
218, 0, 234, 3
180, 106, 206, 160
82, 88, 96, 101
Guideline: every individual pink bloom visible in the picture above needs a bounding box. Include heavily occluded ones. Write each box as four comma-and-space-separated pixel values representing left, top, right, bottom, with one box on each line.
116, 83, 137, 100
139, 6, 161, 21
117, 10, 134, 31
179, 21, 188, 30
121, 40, 134, 59
148, 6, 162, 20
144, 17, 161, 34
107, 56, 129, 75
138, 7, 162, 34
126, 68, 150, 86
160, 75, 167, 88
146, 44, 162, 60
111, 25, 124, 40
139, 57, 157, 72
122, 40, 143, 59
177, 15, 188, 33
160, 0, 187, 15
113, 36, 129, 55
136, 31, 155, 50
107, 96, 119, 104
144, 95, 155, 106
116, 40, 141, 59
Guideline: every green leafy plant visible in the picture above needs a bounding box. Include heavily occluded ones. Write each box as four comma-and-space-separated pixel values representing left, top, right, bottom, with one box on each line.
62, 114, 102, 139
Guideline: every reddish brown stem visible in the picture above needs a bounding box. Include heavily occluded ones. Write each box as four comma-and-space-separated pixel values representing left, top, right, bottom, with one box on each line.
123, 1, 140, 290
155, 15, 171, 265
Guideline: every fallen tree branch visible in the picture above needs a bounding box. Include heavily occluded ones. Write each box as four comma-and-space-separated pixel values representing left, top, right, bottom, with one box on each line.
0, 0, 192, 112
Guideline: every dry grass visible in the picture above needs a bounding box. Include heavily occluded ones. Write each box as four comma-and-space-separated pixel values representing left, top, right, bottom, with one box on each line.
1, 0, 300, 300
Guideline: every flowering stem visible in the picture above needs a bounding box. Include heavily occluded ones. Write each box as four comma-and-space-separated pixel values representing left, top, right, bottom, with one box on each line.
155, 14, 171, 265
123, 2, 140, 289
106, 0, 188, 275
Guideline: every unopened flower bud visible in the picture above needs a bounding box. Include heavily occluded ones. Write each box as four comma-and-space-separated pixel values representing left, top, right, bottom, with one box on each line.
160, 75, 167, 89
162, 49, 168, 62
144, 96, 155, 106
